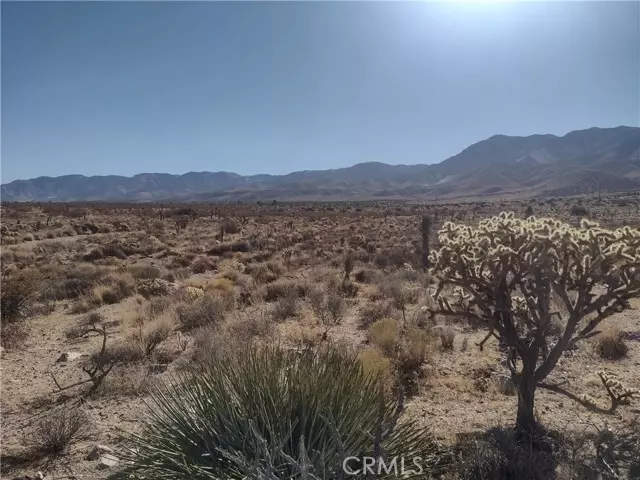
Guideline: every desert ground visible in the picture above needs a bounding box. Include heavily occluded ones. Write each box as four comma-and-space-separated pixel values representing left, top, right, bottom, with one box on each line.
1, 193, 640, 479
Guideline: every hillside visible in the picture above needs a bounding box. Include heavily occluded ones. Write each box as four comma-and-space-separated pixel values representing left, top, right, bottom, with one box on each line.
2, 126, 639, 202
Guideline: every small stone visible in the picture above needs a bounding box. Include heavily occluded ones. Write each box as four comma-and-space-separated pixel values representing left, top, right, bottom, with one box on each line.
97, 454, 119, 469
86, 444, 114, 461
0, 346, 5, 356
56, 352, 81, 363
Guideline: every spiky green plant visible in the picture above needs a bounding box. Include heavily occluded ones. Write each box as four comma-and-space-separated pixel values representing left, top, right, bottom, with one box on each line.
125, 346, 448, 479
429, 212, 640, 436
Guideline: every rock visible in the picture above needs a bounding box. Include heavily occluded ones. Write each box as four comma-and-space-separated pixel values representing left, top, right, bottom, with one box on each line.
56, 352, 81, 363
97, 454, 119, 469
86, 444, 114, 461
0, 346, 5, 357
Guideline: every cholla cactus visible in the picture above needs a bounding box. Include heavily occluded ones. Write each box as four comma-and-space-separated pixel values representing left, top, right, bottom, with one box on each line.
186, 286, 205, 301
429, 212, 640, 435
597, 371, 640, 411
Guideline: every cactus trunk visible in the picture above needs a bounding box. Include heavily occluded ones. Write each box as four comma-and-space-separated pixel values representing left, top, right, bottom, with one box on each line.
516, 360, 538, 437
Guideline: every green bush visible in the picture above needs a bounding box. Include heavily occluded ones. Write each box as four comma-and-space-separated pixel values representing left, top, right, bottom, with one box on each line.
126, 346, 449, 479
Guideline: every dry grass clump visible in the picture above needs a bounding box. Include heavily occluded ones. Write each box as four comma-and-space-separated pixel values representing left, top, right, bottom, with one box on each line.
97, 364, 155, 398
28, 407, 91, 455
183, 277, 237, 309
308, 285, 345, 333
264, 279, 309, 302
226, 311, 275, 343
396, 326, 434, 393
190, 256, 217, 274
176, 294, 226, 331
96, 272, 136, 305
595, 328, 629, 360
365, 319, 434, 394
65, 311, 105, 339
358, 347, 394, 386
220, 218, 241, 234
272, 291, 300, 320
130, 319, 173, 358
368, 318, 399, 357
438, 326, 457, 351
128, 263, 162, 280
359, 300, 394, 329
1, 268, 42, 323
245, 261, 282, 283
189, 326, 239, 366
354, 267, 381, 284
46, 263, 106, 301
207, 241, 251, 256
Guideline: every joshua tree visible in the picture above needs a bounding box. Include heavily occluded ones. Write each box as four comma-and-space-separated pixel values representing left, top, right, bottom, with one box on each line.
429, 212, 640, 436
421, 215, 432, 271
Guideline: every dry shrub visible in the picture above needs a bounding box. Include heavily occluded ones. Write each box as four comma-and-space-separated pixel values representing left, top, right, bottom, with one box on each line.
308, 285, 345, 328
46, 263, 106, 301
340, 278, 359, 297
101, 243, 129, 259
128, 263, 162, 280
227, 311, 274, 343
358, 348, 394, 387
380, 277, 419, 307
220, 218, 241, 234
148, 296, 173, 317
438, 326, 456, 351
245, 262, 279, 283
396, 326, 434, 393
368, 319, 399, 357
1, 268, 42, 331
207, 241, 250, 256
69, 293, 101, 314
362, 284, 385, 301
203, 278, 236, 309
190, 256, 217, 274
98, 364, 155, 398
98, 272, 136, 304
359, 300, 394, 329
570, 205, 589, 217
190, 326, 241, 366
595, 328, 628, 360
272, 292, 299, 321
28, 407, 90, 455
453, 428, 556, 479
177, 294, 226, 331
131, 319, 173, 358
102, 341, 146, 366
354, 268, 380, 284
374, 247, 416, 268
65, 312, 104, 339
264, 279, 308, 302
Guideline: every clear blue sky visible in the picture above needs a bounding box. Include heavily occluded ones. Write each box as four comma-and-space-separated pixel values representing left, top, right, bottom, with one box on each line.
1, 1, 638, 183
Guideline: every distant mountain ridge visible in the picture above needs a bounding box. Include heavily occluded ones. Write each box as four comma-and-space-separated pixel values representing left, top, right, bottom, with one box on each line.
3, 126, 639, 202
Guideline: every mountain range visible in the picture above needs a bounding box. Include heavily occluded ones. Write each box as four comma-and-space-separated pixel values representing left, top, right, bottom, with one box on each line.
2, 126, 639, 202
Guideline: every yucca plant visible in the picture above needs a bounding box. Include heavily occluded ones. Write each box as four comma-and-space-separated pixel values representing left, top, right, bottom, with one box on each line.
125, 346, 448, 479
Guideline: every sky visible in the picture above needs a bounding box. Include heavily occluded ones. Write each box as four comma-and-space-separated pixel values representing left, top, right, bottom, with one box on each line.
1, 1, 639, 183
